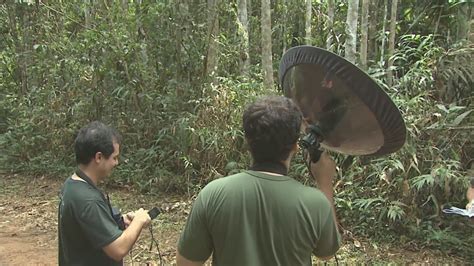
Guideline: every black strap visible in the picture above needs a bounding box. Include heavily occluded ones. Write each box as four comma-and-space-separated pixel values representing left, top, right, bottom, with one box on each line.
75, 169, 100, 192
75, 169, 114, 215
249, 161, 288, 176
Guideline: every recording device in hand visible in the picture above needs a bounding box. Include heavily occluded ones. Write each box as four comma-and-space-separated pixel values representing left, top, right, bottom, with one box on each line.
112, 207, 126, 230
148, 207, 161, 220
299, 124, 324, 162
112, 207, 161, 231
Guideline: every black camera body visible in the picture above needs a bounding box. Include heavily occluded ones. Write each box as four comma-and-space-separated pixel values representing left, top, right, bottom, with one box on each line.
112, 207, 161, 230
299, 124, 324, 162
112, 207, 126, 230
148, 207, 161, 219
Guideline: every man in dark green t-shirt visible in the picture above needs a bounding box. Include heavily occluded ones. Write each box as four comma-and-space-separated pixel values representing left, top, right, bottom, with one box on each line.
58, 121, 151, 265
177, 96, 341, 266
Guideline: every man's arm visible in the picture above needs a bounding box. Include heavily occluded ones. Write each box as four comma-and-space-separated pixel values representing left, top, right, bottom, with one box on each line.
310, 152, 340, 259
176, 250, 204, 266
176, 189, 213, 265
102, 208, 151, 261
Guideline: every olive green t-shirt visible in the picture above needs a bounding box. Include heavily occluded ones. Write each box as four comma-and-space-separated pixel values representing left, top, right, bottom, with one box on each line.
178, 171, 341, 266
58, 177, 123, 266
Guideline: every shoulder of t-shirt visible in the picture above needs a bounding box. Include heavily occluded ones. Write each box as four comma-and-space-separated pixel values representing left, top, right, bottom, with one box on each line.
196, 172, 250, 201
206, 171, 250, 187
295, 184, 333, 212
65, 179, 104, 202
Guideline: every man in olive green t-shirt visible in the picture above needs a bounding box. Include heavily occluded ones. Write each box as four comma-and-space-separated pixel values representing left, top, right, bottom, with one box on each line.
177, 96, 341, 266
58, 121, 151, 265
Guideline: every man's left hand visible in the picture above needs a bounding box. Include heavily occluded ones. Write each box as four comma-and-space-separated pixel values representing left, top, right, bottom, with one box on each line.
123, 211, 135, 228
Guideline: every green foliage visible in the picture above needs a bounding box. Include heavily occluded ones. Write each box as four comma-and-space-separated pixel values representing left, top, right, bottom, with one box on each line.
0, 2, 266, 194
1, 0, 473, 260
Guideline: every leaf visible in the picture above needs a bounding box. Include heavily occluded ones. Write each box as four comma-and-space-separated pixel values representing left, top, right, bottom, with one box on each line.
436, 104, 448, 113
392, 159, 405, 171
451, 109, 473, 126
411, 174, 435, 191
353, 239, 361, 248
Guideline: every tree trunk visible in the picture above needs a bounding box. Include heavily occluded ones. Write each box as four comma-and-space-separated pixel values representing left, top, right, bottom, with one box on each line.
345, 0, 359, 63
456, 4, 471, 42
174, 0, 189, 83
237, 0, 250, 76
205, 0, 220, 80
305, 0, 312, 45
8, 4, 30, 95
360, 0, 370, 69
261, 0, 274, 90
326, 0, 335, 51
281, 0, 287, 54
380, 0, 388, 65
367, 0, 378, 60
84, 0, 92, 28
468, 7, 473, 43
121, 0, 128, 11
387, 0, 398, 87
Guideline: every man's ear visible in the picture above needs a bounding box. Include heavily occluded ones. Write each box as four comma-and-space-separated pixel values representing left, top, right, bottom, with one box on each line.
94, 152, 103, 163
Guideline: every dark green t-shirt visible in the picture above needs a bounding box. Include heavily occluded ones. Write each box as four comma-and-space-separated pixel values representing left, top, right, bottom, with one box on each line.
58, 177, 123, 266
178, 171, 341, 266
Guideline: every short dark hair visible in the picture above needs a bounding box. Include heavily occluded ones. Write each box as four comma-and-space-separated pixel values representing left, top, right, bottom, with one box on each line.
74, 121, 122, 165
243, 96, 302, 163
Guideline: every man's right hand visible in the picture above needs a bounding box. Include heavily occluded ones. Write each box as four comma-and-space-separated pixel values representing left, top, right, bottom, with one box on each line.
103, 208, 152, 261
310, 151, 336, 186
133, 208, 151, 227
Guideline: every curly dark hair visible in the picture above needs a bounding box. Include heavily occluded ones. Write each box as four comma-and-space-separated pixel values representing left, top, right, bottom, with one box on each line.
243, 96, 302, 163
74, 121, 122, 165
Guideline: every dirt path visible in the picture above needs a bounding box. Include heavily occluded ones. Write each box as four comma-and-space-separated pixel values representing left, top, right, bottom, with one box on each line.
0, 176, 58, 265
0, 225, 56, 265
0, 174, 468, 265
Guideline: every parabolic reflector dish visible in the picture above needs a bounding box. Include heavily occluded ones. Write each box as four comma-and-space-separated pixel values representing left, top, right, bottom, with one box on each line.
279, 46, 406, 156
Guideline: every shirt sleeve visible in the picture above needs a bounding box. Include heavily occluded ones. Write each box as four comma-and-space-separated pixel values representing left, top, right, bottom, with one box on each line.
177, 191, 213, 262
77, 200, 123, 249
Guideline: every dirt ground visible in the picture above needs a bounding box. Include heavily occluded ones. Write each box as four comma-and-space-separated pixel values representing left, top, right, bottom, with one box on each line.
0, 174, 468, 265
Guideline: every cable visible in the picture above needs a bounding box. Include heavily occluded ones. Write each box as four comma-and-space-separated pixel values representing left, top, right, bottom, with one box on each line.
149, 222, 164, 266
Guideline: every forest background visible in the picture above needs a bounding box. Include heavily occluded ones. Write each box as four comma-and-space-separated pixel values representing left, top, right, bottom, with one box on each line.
1, 0, 473, 261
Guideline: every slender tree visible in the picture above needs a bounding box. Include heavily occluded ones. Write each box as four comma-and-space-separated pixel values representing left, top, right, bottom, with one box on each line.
281, 0, 288, 54
121, 0, 128, 11
237, 0, 250, 76
205, 0, 220, 79
387, 0, 398, 86
345, 0, 359, 63
380, 0, 388, 65
367, 0, 378, 60
326, 0, 335, 51
261, 0, 274, 90
305, 0, 312, 45
360, 0, 370, 69
177, 0, 190, 82
456, 4, 471, 42
84, 0, 91, 28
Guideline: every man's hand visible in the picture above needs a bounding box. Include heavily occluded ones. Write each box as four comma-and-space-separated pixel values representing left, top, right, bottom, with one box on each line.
123, 211, 135, 228
133, 208, 151, 227
466, 186, 474, 210
310, 151, 336, 186
103, 208, 152, 261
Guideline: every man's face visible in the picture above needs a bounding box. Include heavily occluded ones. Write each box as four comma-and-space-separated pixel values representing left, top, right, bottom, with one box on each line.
97, 141, 120, 178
